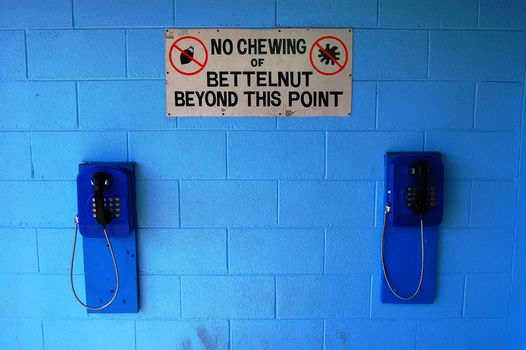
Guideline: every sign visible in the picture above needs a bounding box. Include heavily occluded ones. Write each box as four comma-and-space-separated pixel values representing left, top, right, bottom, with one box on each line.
165, 29, 353, 117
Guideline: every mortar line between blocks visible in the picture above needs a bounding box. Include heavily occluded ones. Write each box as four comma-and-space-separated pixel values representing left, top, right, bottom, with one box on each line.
226, 228, 230, 274
125, 131, 130, 162
376, 0, 380, 27
369, 274, 374, 318
274, 0, 278, 27
323, 228, 327, 274
178, 180, 182, 227
476, 0, 481, 29
41, 319, 45, 350
179, 275, 183, 317
461, 274, 468, 317
468, 180, 474, 226
75, 81, 80, 129
29, 132, 35, 178
276, 180, 280, 226
24, 30, 29, 79
323, 320, 327, 350
70, 0, 76, 27
274, 275, 278, 319
125, 29, 129, 78
324, 131, 328, 179
225, 131, 229, 178
414, 320, 418, 350
172, 0, 176, 26
229, 319, 233, 350
373, 181, 379, 228
472, 82, 478, 129
34, 228, 40, 273
134, 320, 137, 350
426, 30, 431, 79
1, 27, 523, 32
374, 82, 379, 129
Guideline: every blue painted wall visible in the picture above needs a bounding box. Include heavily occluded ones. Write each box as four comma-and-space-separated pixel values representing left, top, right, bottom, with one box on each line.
0, 0, 525, 349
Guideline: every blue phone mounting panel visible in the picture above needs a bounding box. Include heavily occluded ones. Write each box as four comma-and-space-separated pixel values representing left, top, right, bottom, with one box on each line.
77, 162, 138, 313
381, 152, 443, 304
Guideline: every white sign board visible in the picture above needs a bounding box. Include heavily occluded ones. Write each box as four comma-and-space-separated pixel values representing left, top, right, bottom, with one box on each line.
165, 28, 353, 117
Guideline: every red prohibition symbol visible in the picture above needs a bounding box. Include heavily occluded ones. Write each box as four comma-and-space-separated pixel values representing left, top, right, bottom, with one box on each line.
169, 35, 209, 76
309, 36, 349, 76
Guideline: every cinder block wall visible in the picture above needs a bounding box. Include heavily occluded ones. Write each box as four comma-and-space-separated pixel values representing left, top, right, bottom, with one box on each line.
0, 1, 525, 349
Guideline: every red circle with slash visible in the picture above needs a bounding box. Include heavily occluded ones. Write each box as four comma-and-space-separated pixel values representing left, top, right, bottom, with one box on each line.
309, 36, 349, 76
169, 35, 209, 76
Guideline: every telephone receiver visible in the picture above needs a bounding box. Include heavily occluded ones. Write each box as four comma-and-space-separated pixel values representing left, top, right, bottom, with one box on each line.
90, 173, 112, 227
407, 161, 430, 215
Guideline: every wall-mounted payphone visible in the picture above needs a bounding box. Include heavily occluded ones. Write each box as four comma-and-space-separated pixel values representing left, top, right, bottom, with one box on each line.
381, 152, 444, 303
70, 162, 139, 313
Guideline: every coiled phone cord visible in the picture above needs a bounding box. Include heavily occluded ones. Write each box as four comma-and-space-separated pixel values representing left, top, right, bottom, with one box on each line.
380, 206, 425, 301
70, 215, 120, 310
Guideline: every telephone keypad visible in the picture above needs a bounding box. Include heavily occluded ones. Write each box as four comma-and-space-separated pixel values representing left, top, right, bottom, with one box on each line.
427, 186, 436, 208
93, 196, 122, 220
406, 186, 437, 208
406, 186, 420, 208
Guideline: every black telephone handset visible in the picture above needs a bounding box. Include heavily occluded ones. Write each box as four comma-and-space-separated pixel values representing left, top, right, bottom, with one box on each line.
91, 173, 112, 228
408, 162, 429, 215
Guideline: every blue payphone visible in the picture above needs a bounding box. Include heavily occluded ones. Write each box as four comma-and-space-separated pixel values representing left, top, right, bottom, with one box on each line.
381, 152, 444, 303
70, 162, 139, 313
